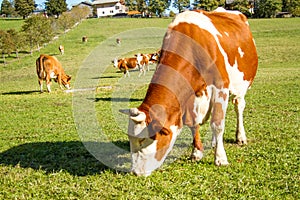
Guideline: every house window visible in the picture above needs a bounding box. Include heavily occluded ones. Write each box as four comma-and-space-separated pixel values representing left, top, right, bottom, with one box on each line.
102, 11, 105, 14
110, 10, 114, 13
115, 6, 120, 10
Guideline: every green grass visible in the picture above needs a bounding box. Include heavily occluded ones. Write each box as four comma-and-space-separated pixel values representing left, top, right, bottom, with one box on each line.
0, 18, 24, 31
0, 17, 299, 199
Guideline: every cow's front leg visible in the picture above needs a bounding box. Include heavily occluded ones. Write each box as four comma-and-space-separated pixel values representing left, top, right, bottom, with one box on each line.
233, 96, 247, 145
190, 125, 204, 161
56, 75, 64, 90
211, 90, 229, 166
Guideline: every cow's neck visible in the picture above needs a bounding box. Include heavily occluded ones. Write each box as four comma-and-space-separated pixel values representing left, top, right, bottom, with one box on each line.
138, 83, 183, 127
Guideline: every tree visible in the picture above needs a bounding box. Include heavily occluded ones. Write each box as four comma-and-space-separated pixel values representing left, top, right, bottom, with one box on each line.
148, 0, 171, 17
71, 6, 91, 21
22, 15, 53, 54
193, 0, 225, 11
0, 0, 15, 17
57, 12, 75, 33
173, 0, 190, 13
255, 0, 282, 17
0, 30, 13, 57
282, 0, 300, 16
125, 0, 138, 11
232, 0, 252, 17
15, 0, 35, 19
45, 0, 67, 18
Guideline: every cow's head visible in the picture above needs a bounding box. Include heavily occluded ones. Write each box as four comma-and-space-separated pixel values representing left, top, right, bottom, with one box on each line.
120, 106, 180, 176
62, 75, 71, 89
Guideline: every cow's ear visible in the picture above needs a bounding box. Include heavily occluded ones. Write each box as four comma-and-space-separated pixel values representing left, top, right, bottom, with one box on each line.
130, 112, 146, 123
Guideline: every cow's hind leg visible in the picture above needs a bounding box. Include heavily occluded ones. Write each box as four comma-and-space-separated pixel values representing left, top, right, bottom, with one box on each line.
38, 79, 43, 93
46, 75, 52, 93
211, 89, 229, 166
233, 96, 247, 145
190, 125, 204, 161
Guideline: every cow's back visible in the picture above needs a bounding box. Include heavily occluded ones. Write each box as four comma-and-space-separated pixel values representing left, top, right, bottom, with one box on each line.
160, 10, 258, 95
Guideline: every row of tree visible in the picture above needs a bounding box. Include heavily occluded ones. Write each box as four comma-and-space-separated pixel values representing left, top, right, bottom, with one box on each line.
0, 6, 90, 63
0, 0, 68, 19
1, 0, 300, 19
125, 0, 300, 18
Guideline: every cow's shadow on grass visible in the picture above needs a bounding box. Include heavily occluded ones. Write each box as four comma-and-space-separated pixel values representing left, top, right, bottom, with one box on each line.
92, 97, 143, 102
0, 141, 131, 176
2, 90, 41, 95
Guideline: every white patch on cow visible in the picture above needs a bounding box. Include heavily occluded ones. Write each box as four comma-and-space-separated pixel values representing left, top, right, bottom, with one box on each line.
170, 11, 222, 38
214, 7, 241, 15
65, 84, 70, 90
46, 84, 51, 93
193, 88, 212, 124
191, 148, 203, 161
238, 47, 244, 58
113, 58, 118, 68
253, 38, 256, 46
227, 59, 250, 97
214, 7, 226, 12
130, 125, 180, 176
50, 72, 57, 79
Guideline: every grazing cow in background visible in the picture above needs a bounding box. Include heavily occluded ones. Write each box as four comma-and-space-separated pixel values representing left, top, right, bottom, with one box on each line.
36, 54, 71, 93
116, 38, 121, 45
134, 52, 160, 72
135, 53, 150, 72
120, 8, 258, 176
82, 36, 88, 42
113, 57, 145, 77
143, 52, 161, 70
58, 45, 64, 55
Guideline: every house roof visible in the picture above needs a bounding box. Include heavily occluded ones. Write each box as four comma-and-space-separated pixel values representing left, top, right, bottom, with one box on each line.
74, 1, 93, 7
93, 0, 119, 5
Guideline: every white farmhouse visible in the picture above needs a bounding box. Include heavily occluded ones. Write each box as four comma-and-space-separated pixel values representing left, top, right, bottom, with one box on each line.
93, 0, 128, 17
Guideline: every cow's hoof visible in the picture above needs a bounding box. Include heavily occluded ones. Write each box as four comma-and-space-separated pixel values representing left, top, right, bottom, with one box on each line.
215, 159, 229, 166
190, 149, 203, 161
236, 139, 248, 146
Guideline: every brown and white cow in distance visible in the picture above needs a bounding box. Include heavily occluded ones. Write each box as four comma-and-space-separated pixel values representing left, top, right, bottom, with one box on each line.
58, 45, 64, 55
36, 54, 71, 93
113, 56, 145, 77
120, 8, 258, 176
139, 52, 160, 71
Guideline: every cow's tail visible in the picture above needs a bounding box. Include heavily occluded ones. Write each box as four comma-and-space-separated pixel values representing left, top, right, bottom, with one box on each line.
36, 55, 46, 79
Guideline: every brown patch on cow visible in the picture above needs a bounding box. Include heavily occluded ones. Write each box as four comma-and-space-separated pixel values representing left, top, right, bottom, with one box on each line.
211, 102, 224, 127
154, 129, 172, 161
218, 91, 227, 101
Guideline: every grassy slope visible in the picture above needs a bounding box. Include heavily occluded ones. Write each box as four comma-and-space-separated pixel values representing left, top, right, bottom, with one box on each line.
0, 17, 299, 199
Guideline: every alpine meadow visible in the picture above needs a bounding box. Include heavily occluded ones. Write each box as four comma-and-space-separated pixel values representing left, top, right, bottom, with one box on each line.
0, 16, 299, 199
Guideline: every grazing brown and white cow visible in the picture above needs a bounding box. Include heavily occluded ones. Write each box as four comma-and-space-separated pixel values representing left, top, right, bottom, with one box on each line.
113, 57, 145, 77
58, 45, 64, 55
139, 52, 160, 71
120, 8, 258, 176
36, 54, 71, 93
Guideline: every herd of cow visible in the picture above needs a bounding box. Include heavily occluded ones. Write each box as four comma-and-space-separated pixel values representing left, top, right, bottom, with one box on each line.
35, 8, 258, 176
35, 48, 160, 93
112, 51, 161, 77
